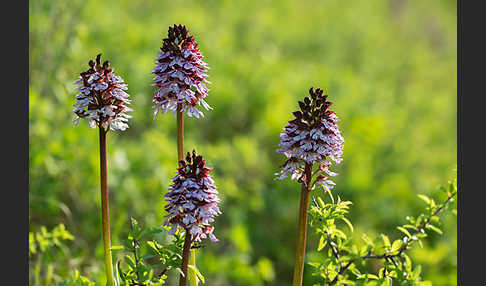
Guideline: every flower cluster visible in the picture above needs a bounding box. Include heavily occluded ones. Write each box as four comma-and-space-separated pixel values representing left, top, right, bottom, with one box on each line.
152, 24, 211, 118
164, 150, 221, 242
275, 87, 344, 191
73, 54, 132, 131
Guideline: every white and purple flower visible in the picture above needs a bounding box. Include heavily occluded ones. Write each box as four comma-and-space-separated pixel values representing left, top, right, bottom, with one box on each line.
164, 150, 221, 242
73, 54, 132, 131
152, 25, 211, 119
275, 87, 344, 191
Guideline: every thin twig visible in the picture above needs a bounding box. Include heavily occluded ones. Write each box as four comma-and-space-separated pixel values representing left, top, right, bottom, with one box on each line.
328, 192, 456, 285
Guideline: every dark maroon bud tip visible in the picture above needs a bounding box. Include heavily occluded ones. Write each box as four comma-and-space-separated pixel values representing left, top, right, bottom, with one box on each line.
103, 61, 110, 69
96, 54, 102, 65
293, 111, 302, 118
88, 60, 95, 67
303, 113, 311, 121
304, 97, 311, 105
298, 101, 306, 110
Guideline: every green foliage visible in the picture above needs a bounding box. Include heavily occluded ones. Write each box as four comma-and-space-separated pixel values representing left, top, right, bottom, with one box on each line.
308, 178, 457, 285
56, 270, 95, 286
30, 224, 75, 286
29, 224, 74, 256
115, 218, 187, 286
29, 0, 456, 285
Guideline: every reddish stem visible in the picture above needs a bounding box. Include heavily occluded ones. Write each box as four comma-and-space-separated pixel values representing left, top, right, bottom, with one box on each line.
292, 163, 313, 286
179, 232, 193, 286
99, 127, 114, 286
177, 103, 184, 162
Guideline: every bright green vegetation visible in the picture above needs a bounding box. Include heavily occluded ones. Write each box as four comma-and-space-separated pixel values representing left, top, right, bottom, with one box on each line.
29, 0, 456, 285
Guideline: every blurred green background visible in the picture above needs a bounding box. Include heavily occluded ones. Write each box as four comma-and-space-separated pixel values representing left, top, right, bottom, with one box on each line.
29, 0, 456, 285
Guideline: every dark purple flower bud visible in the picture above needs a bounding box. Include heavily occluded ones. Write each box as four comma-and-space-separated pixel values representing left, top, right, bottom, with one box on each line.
164, 150, 221, 242
275, 87, 344, 189
152, 25, 211, 119
73, 54, 132, 131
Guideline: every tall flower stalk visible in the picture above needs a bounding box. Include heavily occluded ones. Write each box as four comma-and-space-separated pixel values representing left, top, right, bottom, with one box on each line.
275, 87, 344, 286
152, 24, 211, 286
73, 54, 132, 286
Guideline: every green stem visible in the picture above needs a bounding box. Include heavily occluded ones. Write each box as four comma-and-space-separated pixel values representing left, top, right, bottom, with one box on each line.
189, 249, 198, 286
99, 127, 115, 286
292, 163, 312, 286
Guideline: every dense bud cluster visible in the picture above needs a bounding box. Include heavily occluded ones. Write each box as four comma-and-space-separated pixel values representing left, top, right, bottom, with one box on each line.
164, 150, 221, 242
275, 87, 344, 191
73, 54, 132, 131
152, 24, 211, 118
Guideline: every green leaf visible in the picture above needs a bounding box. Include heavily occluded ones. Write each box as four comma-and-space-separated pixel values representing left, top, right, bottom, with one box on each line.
397, 226, 412, 238
391, 240, 402, 252
403, 253, 412, 272
110, 245, 125, 251
426, 224, 443, 235
341, 217, 354, 232
362, 234, 374, 247
334, 229, 347, 239
411, 265, 422, 279
187, 264, 205, 284
125, 255, 135, 269
357, 274, 379, 280
417, 194, 431, 204
380, 234, 391, 248
378, 267, 385, 278
307, 262, 321, 268
327, 188, 335, 204
114, 260, 121, 286
417, 239, 424, 248
117, 260, 126, 282
318, 235, 327, 251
